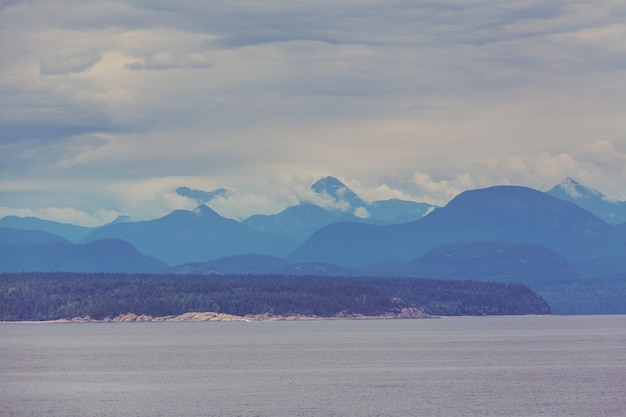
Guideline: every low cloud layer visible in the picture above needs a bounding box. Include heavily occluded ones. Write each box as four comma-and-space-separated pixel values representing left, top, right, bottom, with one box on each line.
1, 0, 626, 224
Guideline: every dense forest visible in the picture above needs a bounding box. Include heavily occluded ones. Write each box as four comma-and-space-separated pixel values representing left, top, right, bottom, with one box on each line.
0, 272, 551, 321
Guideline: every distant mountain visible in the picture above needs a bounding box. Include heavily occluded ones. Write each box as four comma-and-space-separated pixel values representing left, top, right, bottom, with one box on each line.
6, 180, 626, 315
243, 204, 368, 242
366, 198, 435, 223
81, 205, 297, 265
243, 178, 436, 241
310, 176, 437, 222
0, 216, 92, 242
176, 186, 229, 204
311, 176, 367, 212
289, 185, 626, 277
0, 229, 165, 272
174, 178, 435, 246
546, 177, 626, 224
0, 226, 70, 245
172, 177, 431, 251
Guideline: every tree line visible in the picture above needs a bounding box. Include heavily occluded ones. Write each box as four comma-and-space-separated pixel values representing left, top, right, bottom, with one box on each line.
0, 272, 551, 321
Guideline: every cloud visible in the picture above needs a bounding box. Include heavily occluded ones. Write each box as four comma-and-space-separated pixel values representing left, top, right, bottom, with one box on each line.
410, 172, 477, 206
2, 0, 626, 222
572, 140, 626, 174
0, 206, 118, 227
349, 182, 426, 204
126, 51, 213, 70
51, 134, 111, 169
353, 206, 370, 219
40, 49, 102, 75
469, 141, 626, 200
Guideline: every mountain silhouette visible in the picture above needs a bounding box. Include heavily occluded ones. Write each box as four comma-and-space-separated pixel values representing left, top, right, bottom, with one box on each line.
0, 226, 70, 244
289, 185, 626, 276
311, 176, 367, 211
243, 204, 369, 242
81, 205, 297, 265
366, 198, 435, 223
0, 229, 165, 272
309, 176, 436, 222
0, 217, 92, 242
546, 177, 626, 224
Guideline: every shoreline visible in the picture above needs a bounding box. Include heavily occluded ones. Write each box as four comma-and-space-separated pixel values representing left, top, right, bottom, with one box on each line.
0, 308, 433, 324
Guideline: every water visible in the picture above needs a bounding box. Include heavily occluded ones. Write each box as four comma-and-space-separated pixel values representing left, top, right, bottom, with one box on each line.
1, 316, 625, 417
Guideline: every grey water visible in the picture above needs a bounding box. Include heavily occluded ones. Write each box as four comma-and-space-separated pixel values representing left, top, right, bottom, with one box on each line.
1, 316, 625, 417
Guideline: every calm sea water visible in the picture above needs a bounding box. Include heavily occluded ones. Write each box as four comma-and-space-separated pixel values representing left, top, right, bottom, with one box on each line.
1, 316, 625, 417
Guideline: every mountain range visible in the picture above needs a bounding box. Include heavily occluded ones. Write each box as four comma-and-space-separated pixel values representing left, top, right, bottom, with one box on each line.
79, 205, 298, 265
288, 184, 626, 276
546, 177, 626, 224
2, 176, 626, 314
0, 228, 165, 273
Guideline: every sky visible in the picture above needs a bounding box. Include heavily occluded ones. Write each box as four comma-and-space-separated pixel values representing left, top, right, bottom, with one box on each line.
1, 0, 626, 225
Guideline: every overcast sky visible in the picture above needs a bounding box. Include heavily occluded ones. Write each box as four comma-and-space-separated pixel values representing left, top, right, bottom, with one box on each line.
1, 0, 626, 225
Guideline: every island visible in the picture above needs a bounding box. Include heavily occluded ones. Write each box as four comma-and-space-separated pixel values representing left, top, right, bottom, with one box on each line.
0, 272, 551, 322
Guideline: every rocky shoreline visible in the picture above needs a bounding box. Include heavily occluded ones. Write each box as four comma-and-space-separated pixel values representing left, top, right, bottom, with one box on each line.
3, 307, 431, 323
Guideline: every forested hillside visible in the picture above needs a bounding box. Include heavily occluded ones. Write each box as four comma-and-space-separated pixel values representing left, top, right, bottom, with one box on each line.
0, 273, 550, 321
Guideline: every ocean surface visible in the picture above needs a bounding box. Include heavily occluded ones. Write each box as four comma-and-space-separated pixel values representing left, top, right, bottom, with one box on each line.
1, 315, 625, 417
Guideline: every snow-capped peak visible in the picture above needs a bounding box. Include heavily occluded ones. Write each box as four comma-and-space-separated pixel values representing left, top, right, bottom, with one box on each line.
557, 177, 603, 200
311, 176, 366, 209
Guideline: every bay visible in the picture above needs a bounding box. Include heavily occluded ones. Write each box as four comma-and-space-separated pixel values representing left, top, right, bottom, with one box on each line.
1, 315, 625, 417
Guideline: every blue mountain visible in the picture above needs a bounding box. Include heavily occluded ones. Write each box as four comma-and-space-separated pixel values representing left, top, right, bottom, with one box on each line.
81, 205, 297, 265
288, 185, 626, 277
0, 216, 93, 242
244, 177, 437, 240
0, 226, 70, 244
243, 204, 369, 242
366, 198, 435, 223
310, 176, 437, 222
546, 177, 626, 224
0, 228, 165, 272
311, 176, 367, 211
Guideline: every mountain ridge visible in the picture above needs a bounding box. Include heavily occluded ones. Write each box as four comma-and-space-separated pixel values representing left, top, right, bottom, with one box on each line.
0, 229, 165, 272
0, 217, 93, 243
546, 177, 626, 224
80, 204, 298, 265
288, 185, 626, 276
